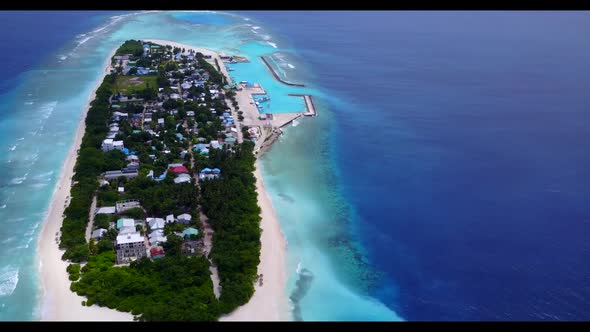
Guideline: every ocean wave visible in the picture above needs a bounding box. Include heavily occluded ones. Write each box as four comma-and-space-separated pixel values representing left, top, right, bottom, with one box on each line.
32, 170, 54, 180
29, 183, 48, 189
287, 63, 295, 69
252, 26, 261, 30
251, 29, 259, 35
1, 237, 15, 244
17, 137, 25, 141
9, 145, 16, 151
266, 42, 278, 49
11, 173, 28, 185
0, 204, 6, 209
262, 34, 271, 41
77, 36, 93, 47
0, 266, 19, 297
24, 101, 34, 105
39, 101, 58, 120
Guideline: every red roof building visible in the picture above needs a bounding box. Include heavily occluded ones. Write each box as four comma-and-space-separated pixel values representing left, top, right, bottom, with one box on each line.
170, 166, 189, 174
150, 247, 165, 259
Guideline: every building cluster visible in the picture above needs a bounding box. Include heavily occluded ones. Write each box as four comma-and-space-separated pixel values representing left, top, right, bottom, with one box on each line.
88, 40, 245, 264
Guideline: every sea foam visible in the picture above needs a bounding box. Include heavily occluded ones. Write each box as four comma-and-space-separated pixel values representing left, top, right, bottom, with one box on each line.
0, 266, 19, 297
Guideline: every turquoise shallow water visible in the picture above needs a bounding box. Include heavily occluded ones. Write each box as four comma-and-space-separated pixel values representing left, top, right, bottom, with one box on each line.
0, 11, 400, 321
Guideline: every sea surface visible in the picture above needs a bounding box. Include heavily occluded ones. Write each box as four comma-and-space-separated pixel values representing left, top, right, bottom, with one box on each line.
0, 11, 589, 321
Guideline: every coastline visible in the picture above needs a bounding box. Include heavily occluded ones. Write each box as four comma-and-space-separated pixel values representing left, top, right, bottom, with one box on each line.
36, 46, 134, 321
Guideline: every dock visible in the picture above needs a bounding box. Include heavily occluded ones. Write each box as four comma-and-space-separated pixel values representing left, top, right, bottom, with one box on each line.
288, 94, 317, 117
260, 56, 305, 87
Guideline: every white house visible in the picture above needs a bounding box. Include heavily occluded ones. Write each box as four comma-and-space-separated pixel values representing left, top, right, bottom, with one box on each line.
91, 228, 107, 240
119, 226, 136, 235
101, 139, 114, 152
174, 173, 191, 184
166, 214, 175, 224
147, 217, 166, 230
210, 140, 222, 150
96, 206, 116, 215
149, 230, 167, 245
178, 213, 192, 225
113, 140, 124, 151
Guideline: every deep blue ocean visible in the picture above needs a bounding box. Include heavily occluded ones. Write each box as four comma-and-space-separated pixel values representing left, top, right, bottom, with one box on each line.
0, 11, 589, 320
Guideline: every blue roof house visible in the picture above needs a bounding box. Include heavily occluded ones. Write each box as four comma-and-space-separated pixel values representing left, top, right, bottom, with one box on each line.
182, 227, 199, 238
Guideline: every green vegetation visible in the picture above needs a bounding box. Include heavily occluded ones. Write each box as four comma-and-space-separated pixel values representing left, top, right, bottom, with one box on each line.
114, 75, 158, 96
115, 40, 144, 57
67, 264, 81, 281
71, 252, 219, 321
200, 142, 261, 313
59, 73, 116, 262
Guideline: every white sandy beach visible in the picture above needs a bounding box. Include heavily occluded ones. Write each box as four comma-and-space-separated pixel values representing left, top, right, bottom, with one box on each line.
37, 47, 134, 321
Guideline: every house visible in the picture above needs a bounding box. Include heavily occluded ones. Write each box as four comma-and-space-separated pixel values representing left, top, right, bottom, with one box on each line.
181, 227, 199, 238
170, 93, 180, 100
150, 246, 165, 259
101, 139, 114, 152
166, 214, 175, 224
177, 213, 192, 225
113, 140, 125, 151
118, 187, 125, 193
210, 140, 222, 150
126, 155, 139, 163
96, 206, 116, 215
146, 170, 154, 179
170, 166, 189, 174
175, 133, 184, 141
103, 169, 138, 180
117, 218, 135, 229
199, 168, 220, 181
147, 217, 166, 230
174, 173, 192, 184
157, 118, 165, 125
223, 137, 237, 147
149, 229, 167, 245
186, 111, 195, 117
180, 150, 188, 159
119, 226, 136, 235
115, 232, 146, 264
91, 228, 107, 240
116, 199, 141, 213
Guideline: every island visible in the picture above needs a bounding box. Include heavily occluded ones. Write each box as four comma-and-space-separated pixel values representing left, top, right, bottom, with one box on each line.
37, 39, 314, 321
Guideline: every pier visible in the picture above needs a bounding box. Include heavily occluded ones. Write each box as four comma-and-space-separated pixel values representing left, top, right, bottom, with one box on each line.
260, 56, 306, 87
288, 94, 317, 117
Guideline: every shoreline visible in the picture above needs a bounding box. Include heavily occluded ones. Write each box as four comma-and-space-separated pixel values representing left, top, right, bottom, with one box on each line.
36, 46, 134, 321
144, 39, 291, 321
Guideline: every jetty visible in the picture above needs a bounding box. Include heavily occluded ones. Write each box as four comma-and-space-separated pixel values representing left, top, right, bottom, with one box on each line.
260, 56, 305, 87
288, 94, 317, 117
